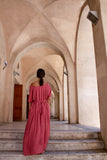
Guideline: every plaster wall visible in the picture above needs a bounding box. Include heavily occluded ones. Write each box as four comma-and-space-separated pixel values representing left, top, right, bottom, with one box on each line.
77, 6, 100, 127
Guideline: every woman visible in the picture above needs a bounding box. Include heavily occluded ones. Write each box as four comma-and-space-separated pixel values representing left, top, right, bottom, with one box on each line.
23, 68, 51, 156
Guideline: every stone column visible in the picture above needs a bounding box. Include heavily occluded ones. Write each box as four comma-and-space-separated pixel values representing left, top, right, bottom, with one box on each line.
100, 0, 107, 54
59, 87, 64, 121
93, 19, 107, 148
3, 66, 14, 122
67, 63, 78, 124
0, 59, 6, 122
64, 71, 68, 121
53, 97, 55, 117
50, 92, 54, 117
0, 22, 7, 122
88, 0, 107, 148
55, 91, 59, 119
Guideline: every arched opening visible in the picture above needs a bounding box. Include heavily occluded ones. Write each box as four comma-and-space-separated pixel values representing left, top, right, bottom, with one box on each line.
76, 5, 100, 127
12, 43, 70, 122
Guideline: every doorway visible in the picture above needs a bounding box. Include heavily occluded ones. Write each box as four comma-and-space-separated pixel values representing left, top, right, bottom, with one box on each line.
13, 84, 23, 121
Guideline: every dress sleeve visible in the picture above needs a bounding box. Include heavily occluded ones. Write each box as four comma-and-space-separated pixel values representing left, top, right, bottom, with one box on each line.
47, 84, 51, 99
28, 86, 33, 103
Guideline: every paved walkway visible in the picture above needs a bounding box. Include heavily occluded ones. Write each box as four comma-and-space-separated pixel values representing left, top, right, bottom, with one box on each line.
0, 119, 100, 132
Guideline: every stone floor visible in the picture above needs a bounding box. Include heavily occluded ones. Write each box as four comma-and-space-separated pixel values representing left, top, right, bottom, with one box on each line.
0, 118, 100, 132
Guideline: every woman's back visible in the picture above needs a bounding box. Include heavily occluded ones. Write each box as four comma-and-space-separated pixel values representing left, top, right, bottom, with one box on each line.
29, 83, 51, 102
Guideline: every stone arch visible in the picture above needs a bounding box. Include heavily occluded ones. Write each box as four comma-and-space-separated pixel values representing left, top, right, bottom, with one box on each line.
22, 61, 62, 121
4, 31, 78, 123
76, 4, 100, 127
12, 40, 78, 123
3, 39, 78, 123
23, 60, 61, 86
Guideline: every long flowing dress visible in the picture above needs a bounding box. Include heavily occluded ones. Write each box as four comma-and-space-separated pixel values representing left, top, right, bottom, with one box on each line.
23, 83, 51, 156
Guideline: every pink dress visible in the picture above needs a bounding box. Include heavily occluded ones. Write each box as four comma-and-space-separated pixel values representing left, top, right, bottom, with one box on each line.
23, 83, 51, 156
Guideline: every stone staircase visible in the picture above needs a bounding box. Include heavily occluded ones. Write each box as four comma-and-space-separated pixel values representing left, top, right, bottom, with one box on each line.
0, 122, 107, 160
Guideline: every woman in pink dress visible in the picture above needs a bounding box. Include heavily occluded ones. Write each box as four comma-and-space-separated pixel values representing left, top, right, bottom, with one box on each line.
23, 68, 51, 156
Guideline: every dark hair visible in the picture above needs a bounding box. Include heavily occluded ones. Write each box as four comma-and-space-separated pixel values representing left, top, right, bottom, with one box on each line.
37, 68, 45, 86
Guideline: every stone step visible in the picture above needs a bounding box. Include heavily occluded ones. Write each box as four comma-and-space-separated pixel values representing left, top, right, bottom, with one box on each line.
0, 150, 107, 160
0, 139, 105, 151
50, 131, 100, 140
0, 130, 100, 140
47, 139, 105, 151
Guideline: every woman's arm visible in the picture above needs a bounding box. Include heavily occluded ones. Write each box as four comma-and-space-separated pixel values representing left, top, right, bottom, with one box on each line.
47, 97, 51, 105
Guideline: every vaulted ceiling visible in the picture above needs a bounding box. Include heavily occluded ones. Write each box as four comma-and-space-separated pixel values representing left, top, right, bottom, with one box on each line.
0, 0, 86, 88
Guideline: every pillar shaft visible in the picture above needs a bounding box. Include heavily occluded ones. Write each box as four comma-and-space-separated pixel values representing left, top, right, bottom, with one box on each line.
88, 0, 107, 149
64, 72, 68, 121
59, 87, 64, 121
93, 20, 107, 148
68, 64, 78, 123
